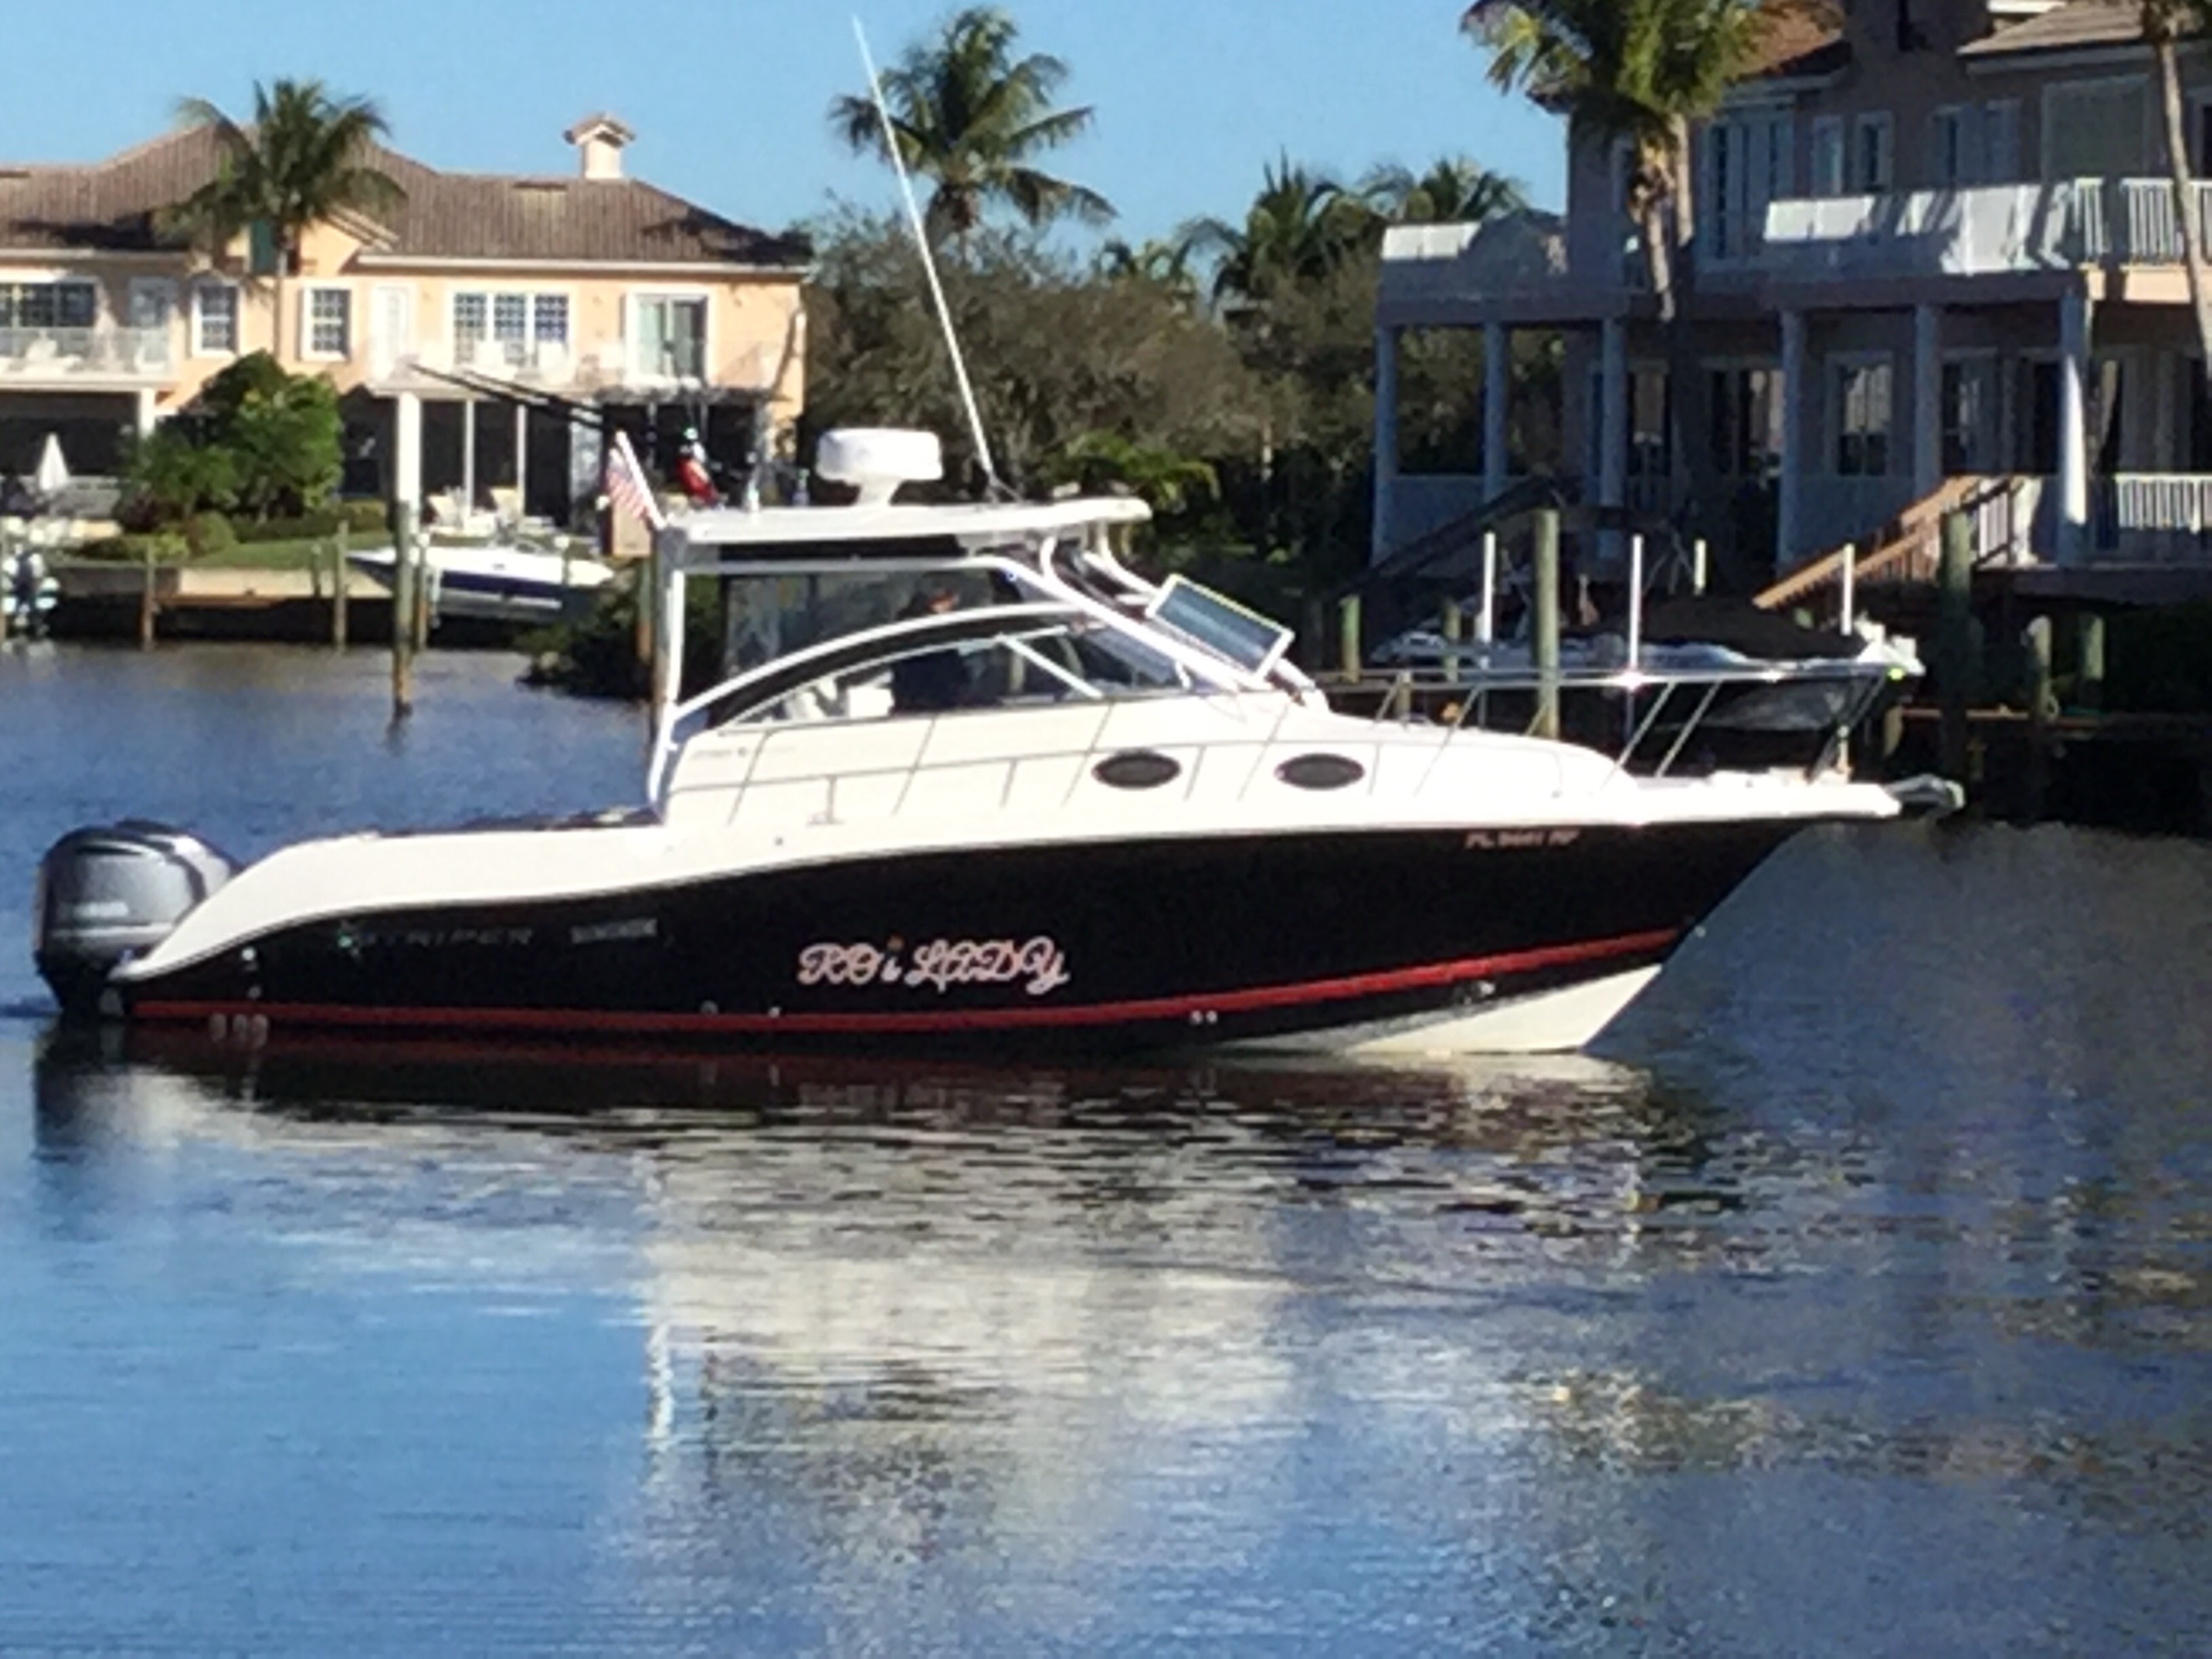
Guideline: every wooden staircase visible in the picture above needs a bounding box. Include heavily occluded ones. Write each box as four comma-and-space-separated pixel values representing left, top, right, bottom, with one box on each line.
1755, 476, 2026, 624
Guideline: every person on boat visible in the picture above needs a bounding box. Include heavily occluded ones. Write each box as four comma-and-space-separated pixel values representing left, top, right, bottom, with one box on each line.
890, 585, 969, 713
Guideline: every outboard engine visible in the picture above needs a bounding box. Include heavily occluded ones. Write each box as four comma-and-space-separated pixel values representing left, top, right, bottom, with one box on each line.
33, 822, 237, 1017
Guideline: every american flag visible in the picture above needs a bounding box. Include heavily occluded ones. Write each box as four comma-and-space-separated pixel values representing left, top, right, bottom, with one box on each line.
604, 430, 668, 531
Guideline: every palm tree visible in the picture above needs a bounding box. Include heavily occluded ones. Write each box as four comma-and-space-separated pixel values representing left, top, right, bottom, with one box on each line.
831, 6, 1113, 243
1094, 236, 1202, 304
169, 79, 403, 361
1464, 0, 1784, 550
1362, 157, 1527, 224
1182, 156, 1376, 310
2145, 3, 2212, 408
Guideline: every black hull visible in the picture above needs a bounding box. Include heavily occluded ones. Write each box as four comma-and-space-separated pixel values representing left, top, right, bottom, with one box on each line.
111, 823, 1801, 1053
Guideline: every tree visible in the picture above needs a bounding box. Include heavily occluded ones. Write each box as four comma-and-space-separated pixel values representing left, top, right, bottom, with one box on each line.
1362, 157, 1527, 224
125, 353, 342, 528
2145, 3, 2212, 410
831, 7, 1113, 243
1095, 237, 1202, 306
802, 211, 1256, 495
1183, 156, 1378, 311
1464, 0, 1786, 556
168, 79, 404, 360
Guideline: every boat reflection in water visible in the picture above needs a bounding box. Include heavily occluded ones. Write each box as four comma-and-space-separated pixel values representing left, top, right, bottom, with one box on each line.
27, 1028, 2207, 1652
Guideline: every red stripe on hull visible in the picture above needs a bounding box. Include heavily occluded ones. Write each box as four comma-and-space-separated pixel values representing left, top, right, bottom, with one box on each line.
133, 928, 1680, 1037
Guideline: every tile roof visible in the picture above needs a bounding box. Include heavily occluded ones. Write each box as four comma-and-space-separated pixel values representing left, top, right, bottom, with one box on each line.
0, 128, 808, 270
1746, 1, 1849, 80
1960, 0, 2142, 57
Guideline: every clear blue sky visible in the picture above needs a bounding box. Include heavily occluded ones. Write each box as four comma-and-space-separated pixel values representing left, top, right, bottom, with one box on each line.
4, 0, 1564, 243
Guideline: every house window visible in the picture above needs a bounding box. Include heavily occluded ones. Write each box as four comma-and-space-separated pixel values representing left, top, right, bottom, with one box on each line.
2044, 79, 2149, 180
454, 292, 488, 355
1940, 359, 1999, 473
1931, 108, 1976, 188
633, 295, 708, 380
1984, 102, 2022, 184
1835, 360, 1893, 476
0, 281, 98, 332
1710, 367, 1782, 478
306, 287, 351, 358
1811, 117, 1846, 198
1703, 112, 1793, 261
191, 285, 239, 356
493, 293, 529, 348
1853, 112, 1894, 193
453, 292, 569, 364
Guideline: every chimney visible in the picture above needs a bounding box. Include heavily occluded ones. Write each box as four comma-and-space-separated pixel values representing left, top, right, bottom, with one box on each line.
564, 114, 636, 181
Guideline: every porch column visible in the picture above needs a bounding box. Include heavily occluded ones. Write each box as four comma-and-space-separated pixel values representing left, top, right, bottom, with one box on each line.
1599, 314, 1629, 565
1482, 320, 1511, 501
2059, 285, 2092, 565
514, 403, 531, 523
460, 396, 477, 519
1914, 304, 1944, 499
134, 388, 161, 436
393, 390, 423, 510
1371, 324, 1399, 562
1779, 308, 1807, 568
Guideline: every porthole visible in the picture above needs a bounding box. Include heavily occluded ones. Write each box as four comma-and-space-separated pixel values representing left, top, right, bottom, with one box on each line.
1276, 753, 1366, 791
1093, 750, 1182, 790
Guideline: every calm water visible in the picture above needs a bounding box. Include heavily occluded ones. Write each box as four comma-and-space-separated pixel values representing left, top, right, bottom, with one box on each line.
1, 643, 2207, 1656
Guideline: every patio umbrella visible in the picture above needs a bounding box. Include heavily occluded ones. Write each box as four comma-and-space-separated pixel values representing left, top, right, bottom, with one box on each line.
33, 432, 69, 497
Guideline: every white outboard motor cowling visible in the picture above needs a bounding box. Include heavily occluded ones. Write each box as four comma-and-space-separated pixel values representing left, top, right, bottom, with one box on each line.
34, 822, 236, 1017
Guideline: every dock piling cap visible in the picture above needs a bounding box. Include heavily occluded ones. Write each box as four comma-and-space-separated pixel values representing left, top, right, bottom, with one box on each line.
815, 430, 944, 506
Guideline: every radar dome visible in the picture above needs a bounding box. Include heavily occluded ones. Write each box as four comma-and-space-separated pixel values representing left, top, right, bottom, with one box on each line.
815, 430, 944, 506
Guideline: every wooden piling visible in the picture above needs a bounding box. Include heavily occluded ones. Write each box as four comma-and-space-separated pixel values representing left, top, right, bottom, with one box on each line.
1441, 598, 1462, 686
138, 542, 157, 650
331, 527, 350, 649
1936, 510, 1974, 782
1337, 594, 1361, 678
2024, 615, 2054, 822
633, 556, 655, 688
390, 504, 415, 719
1532, 506, 1561, 740
409, 527, 432, 654
2075, 610, 2105, 712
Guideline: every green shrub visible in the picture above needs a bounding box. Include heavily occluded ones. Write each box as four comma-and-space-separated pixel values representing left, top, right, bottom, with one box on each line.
186, 512, 237, 559
70, 531, 182, 564
340, 499, 391, 536
120, 352, 342, 531
233, 510, 341, 544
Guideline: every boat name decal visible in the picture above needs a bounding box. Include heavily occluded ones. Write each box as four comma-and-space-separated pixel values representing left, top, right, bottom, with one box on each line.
798, 937, 1072, 998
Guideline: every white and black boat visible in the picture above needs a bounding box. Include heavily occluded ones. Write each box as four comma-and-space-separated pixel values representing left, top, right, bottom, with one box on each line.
31, 432, 1954, 1056
346, 537, 615, 626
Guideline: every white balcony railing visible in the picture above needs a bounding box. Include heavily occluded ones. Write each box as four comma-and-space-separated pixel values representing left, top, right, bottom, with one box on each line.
0, 326, 172, 377
1759, 178, 2212, 283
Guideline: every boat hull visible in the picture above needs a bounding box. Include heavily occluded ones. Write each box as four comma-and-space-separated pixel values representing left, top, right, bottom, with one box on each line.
110, 822, 1799, 1054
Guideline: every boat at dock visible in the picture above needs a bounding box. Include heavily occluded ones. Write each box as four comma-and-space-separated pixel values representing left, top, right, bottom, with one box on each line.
30, 430, 1956, 1056
346, 537, 614, 626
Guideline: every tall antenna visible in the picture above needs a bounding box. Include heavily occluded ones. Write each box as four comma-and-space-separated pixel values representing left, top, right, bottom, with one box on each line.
853, 17, 1007, 497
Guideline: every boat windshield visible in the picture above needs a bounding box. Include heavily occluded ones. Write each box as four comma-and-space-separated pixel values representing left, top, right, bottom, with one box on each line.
723, 607, 1193, 727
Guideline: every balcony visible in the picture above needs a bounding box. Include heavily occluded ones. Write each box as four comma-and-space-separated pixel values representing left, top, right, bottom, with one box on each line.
0, 326, 173, 382
1758, 178, 2212, 283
